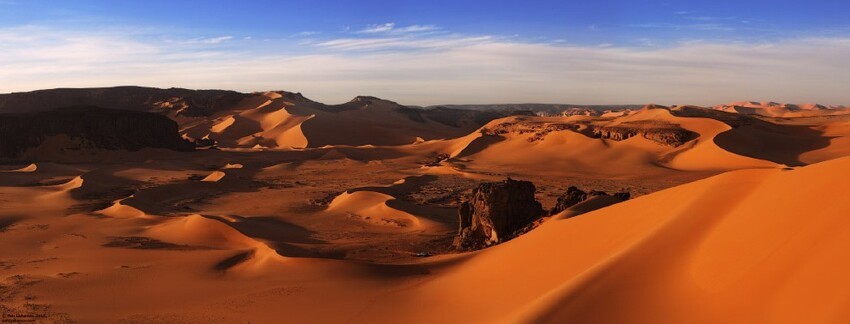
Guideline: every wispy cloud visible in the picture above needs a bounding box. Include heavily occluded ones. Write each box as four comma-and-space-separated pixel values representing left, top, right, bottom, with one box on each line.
194, 36, 233, 44
316, 35, 491, 51
356, 22, 439, 35
358, 23, 396, 33
293, 31, 320, 37
1, 25, 849, 106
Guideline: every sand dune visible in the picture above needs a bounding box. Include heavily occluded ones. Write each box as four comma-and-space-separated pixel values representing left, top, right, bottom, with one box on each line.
349, 157, 850, 323
0, 163, 37, 173
201, 171, 226, 182
712, 101, 850, 118
222, 163, 243, 169
52, 175, 84, 192
326, 191, 424, 228
799, 118, 850, 163
185, 92, 495, 149
97, 196, 149, 218
201, 93, 314, 149
424, 107, 776, 180
147, 214, 283, 256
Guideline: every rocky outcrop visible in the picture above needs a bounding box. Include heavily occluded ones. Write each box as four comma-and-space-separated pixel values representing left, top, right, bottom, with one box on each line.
454, 178, 545, 250
0, 86, 248, 117
588, 125, 697, 147
0, 106, 194, 160
551, 186, 588, 214
481, 119, 695, 146
550, 186, 630, 215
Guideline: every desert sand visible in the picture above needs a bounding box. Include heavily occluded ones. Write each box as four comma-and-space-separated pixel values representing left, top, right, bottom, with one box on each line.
1, 88, 849, 323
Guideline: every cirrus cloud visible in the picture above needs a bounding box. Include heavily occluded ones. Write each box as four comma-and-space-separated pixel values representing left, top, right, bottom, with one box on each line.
1, 24, 849, 106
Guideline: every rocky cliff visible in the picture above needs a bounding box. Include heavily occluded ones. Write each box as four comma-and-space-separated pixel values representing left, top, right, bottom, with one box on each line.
0, 106, 194, 160
0, 86, 248, 117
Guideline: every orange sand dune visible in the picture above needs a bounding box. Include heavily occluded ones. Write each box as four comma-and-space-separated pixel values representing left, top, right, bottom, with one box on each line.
425, 108, 776, 180
0, 163, 37, 173
147, 214, 286, 274
187, 92, 480, 149
326, 191, 426, 228
713, 101, 850, 118
349, 157, 850, 323
97, 196, 149, 218
201, 170, 226, 182
800, 119, 850, 163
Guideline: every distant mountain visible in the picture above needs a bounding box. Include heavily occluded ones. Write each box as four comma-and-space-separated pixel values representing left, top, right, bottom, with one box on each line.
0, 87, 530, 149
0, 86, 248, 117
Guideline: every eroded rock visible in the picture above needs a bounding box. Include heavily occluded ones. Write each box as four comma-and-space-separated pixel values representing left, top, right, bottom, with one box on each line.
454, 178, 544, 250
550, 186, 631, 216
588, 125, 697, 147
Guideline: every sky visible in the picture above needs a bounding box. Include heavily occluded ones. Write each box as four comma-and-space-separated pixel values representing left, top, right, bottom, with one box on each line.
1, 0, 850, 105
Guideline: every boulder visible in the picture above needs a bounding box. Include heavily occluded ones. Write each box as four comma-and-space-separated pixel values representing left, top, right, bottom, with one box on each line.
454, 178, 544, 250
550, 186, 588, 215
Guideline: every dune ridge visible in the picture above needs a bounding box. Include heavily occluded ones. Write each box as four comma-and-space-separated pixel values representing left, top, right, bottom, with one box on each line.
350, 157, 850, 323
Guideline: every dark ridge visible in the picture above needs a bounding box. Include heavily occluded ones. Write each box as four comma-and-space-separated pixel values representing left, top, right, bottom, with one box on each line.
102, 236, 202, 250
0, 86, 249, 117
416, 106, 535, 128
0, 106, 194, 160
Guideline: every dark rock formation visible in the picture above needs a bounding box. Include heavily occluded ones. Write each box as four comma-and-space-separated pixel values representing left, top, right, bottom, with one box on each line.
0, 86, 248, 117
454, 178, 545, 250
613, 192, 631, 201
588, 125, 698, 147
550, 186, 631, 215
0, 106, 194, 160
551, 186, 588, 215
397, 106, 535, 129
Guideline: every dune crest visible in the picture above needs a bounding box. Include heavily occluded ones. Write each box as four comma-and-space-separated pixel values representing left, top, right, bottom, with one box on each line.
0, 163, 38, 173
54, 175, 84, 191
146, 214, 286, 274
201, 171, 226, 182
97, 197, 150, 219
326, 191, 423, 228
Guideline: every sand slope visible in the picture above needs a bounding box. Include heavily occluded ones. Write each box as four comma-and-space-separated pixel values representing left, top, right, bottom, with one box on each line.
353, 157, 850, 323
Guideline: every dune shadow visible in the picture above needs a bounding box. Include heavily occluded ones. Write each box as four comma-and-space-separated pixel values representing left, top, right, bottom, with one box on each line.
207, 215, 322, 245
713, 122, 832, 166
452, 134, 505, 159
385, 199, 457, 225
204, 214, 331, 258
672, 107, 832, 166
0, 216, 23, 232
350, 174, 438, 196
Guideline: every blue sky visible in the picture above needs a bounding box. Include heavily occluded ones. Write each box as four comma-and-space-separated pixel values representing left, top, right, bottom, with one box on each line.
1, 0, 850, 105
